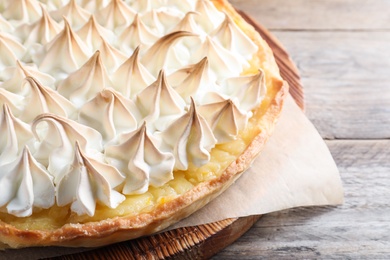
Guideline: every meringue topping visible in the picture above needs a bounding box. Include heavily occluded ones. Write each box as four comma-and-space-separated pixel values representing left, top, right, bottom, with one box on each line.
194, 0, 224, 33
198, 99, 248, 143
170, 11, 204, 35
1, 60, 56, 92
56, 142, 125, 216
35, 19, 91, 77
140, 8, 183, 35
3, 0, 42, 25
57, 51, 112, 107
211, 13, 258, 58
96, 0, 136, 31
16, 5, 62, 47
32, 113, 103, 180
0, 14, 14, 33
79, 88, 139, 143
111, 46, 155, 98
117, 14, 159, 55
97, 37, 127, 72
0, 33, 26, 70
0, 104, 34, 166
0, 146, 55, 217
19, 76, 77, 122
142, 31, 196, 76
50, 0, 91, 30
159, 98, 217, 170
136, 69, 186, 132
105, 122, 174, 194
77, 15, 116, 51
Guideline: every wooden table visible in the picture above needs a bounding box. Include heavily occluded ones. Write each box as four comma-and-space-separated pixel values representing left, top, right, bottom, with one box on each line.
213, 0, 390, 258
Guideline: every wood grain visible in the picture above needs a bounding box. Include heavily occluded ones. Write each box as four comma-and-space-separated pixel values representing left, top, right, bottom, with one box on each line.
230, 0, 390, 30
214, 140, 390, 259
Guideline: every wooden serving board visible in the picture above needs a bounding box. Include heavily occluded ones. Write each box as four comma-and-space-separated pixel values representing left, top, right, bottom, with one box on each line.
52, 12, 303, 260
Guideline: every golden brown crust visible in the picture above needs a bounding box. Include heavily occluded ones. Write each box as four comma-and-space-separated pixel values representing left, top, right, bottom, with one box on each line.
0, 0, 288, 249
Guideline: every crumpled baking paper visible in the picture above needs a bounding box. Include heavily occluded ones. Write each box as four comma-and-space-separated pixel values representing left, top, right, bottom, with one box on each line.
1, 95, 343, 259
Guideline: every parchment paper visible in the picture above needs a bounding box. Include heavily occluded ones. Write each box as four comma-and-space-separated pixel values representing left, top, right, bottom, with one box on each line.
1, 95, 344, 259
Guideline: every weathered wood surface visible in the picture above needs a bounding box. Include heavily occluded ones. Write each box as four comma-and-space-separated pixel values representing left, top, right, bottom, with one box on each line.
214, 0, 390, 259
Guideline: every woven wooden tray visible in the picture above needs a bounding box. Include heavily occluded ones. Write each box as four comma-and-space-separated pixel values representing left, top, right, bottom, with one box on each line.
51, 11, 303, 260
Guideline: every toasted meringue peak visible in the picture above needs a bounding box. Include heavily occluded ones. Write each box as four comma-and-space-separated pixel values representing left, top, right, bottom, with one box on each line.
96, 0, 136, 31
57, 51, 112, 107
50, 0, 91, 30
0, 32, 26, 70
219, 70, 267, 111
16, 5, 62, 46
19, 76, 76, 122
136, 69, 186, 132
97, 37, 127, 72
191, 36, 248, 79
36, 19, 91, 77
0, 14, 14, 33
0, 146, 55, 217
117, 14, 159, 55
3, 0, 42, 25
141, 8, 183, 35
32, 113, 103, 178
79, 88, 139, 143
0, 104, 34, 165
167, 57, 218, 103
170, 12, 204, 35
198, 99, 248, 143
77, 15, 116, 51
78, 0, 110, 13
159, 98, 217, 170
56, 141, 125, 216
105, 122, 174, 194
211, 13, 258, 58
0, 88, 24, 117
142, 31, 196, 76
194, 0, 224, 33
1, 60, 56, 92
111, 46, 155, 98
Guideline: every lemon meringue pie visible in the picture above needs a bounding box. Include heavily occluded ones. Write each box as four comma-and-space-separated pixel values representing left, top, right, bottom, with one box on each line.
0, 0, 287, 248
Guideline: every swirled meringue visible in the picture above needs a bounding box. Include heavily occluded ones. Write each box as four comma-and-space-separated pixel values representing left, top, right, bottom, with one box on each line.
0, 146, 55, 217
3, 0, 42, 25
0, 104, 34, 165
79, 88, 139, 143
111, 46, 155, 98
32, 113, 103, 180
191, 36, 248, 79
15, 5, 62, 47
50, 0, 91, 30
97, 37, 127, 72
56, 142, 125, 216
19, 76, 77, 122
170, 12, 204, 35
1, 60, 56, 92
57, 51, 112, 107
158, 98, 217, 170
78, 0, 110, 13
0, 14, 14, 33
167, 57, 218, 103
96, 0, 136, 31
142, 31, 196, 76
77, 15, 116, 51
0, 32, 26, 70
136, 70, 186, 132
218, 70, 267, 111
211, 13, 258, 59
35, 19, 91, 78
194, 0, 224, 33
140, 8, 183, 35
0, 88, 24, 117
105, 122, 174, 194
198, 99, 248, 143
117, 14, 159, 55
39, 0, 70, 11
